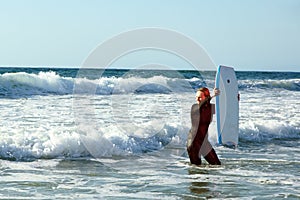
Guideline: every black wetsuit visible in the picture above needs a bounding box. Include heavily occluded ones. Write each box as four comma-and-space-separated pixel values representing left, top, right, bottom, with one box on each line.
187, 101, 221, 165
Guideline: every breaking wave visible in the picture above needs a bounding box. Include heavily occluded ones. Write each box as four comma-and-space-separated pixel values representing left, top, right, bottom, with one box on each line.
0, 71, 200, 98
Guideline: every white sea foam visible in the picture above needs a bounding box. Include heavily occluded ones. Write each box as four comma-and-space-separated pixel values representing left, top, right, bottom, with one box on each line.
0, 70, 299, 161
0, 88, 298, 161
0, 93, 193, 160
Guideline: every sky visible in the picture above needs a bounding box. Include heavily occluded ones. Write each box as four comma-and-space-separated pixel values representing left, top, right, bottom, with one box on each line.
0, 0, 299, 71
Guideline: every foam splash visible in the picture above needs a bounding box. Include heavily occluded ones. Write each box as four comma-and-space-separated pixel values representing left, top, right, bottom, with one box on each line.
0, 131, 88, 161
0, 123, 184, 161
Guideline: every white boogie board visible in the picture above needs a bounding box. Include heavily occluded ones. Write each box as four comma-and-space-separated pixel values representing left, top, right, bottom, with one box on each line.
215, 65, 239, 147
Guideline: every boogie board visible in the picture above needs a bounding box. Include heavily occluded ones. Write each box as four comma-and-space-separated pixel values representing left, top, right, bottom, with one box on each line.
215, 65, 239, 147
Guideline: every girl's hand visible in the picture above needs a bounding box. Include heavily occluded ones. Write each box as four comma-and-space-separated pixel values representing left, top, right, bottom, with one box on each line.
213, 88, 220, 97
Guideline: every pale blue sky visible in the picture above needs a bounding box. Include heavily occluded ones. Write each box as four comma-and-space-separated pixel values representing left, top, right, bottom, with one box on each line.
0, 0, 299, 71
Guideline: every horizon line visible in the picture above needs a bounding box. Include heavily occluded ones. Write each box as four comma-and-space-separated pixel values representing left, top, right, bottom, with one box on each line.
0, 65, 299, 73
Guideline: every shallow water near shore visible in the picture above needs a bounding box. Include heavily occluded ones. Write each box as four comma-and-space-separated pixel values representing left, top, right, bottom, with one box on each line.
1, 145, 299, 199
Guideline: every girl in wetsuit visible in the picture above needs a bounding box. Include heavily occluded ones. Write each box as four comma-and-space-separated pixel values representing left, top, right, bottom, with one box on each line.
187, 87, 221, 165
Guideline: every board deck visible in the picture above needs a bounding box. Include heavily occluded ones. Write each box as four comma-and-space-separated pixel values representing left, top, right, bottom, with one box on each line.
215, 65, 239, 147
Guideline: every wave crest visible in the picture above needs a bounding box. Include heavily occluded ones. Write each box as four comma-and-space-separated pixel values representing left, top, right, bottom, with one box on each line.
239, 79, 300, 91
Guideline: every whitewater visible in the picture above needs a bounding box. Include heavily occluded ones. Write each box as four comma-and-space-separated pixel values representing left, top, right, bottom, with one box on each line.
0, 67, 299, 199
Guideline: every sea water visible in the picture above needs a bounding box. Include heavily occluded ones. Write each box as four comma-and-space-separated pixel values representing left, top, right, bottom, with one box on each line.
0, 67, 299, 199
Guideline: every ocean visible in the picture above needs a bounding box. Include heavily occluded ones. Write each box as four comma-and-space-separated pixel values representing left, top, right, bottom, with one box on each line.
0, 67, 299, 199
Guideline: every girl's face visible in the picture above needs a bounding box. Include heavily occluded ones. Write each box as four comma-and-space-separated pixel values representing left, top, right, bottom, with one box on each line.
195, 91, 206, 104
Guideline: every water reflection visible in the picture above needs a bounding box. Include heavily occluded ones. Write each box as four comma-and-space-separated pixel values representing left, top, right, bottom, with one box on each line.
188, 168, 210, 195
